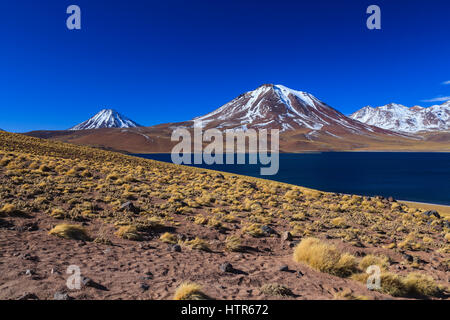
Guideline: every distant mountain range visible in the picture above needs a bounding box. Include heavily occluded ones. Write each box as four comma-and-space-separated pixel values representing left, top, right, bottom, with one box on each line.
350, 101, 450, 133
24, 84, 450, 153
70, 109, 141, 130
192, 84, 393, 137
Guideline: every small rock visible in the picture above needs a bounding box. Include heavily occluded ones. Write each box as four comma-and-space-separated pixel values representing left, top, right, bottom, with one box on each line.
220, 262, 234, 273
423, 210, 441, 219
281, 231, 293, 241
297, 271, 304, 278
403, 253, 414, 262
81, 276, 93, 287
21, 253, 38, 261
17, 293, 39, 300
54, 292, 71, 300
25, 269, 34, 276
171, 244, 182, 252
140, 283, 150, 292
120, 201, 140, 214
279, 265, 289, 272
261, 225, 275, 235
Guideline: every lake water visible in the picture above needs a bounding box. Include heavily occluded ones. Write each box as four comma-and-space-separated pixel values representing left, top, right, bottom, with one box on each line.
134, 153, 450, 206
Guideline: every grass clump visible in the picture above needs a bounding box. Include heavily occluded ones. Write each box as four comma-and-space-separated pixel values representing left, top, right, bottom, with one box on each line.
225, 235, 244, 252
352, 272, 444, 297
260, 283, 293, 297
333, 289, 369, 300
293, 237, 357, 277
48, 224, 90, 241
403, 273, 444, 297
331, 217, 347, 228
243, 223, 265, 237
49, 208, 66, 219
184, 237, 211, 251
359, 254, 390, 271
115, 225, 144, 241
0, 204, 24, 216
173, 282, 211, 300
160, 232, 178, 244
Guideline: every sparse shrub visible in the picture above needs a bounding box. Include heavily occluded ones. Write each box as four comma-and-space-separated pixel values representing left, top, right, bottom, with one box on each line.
293, 237, 357, 277
260, 283, 293, 297
93, 237, 113, 245
331, 217, 347, 228
115, 225, 143, 241
50, 208, 66, 219
0, 204, 25, 216
48, 224, 90, 241
184, 237, 211, 251
333, 289, 369, 300
403, 273, 443, 297
160, 232, 178, 244
194, 214, 208, 225
243, 223, 265, 237
225, 235, 243, 252
173, 282, 210, 300
359, 254, 390, 271
352, 272, 443, 297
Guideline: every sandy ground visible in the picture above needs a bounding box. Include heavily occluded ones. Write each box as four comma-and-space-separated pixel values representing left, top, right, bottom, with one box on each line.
1, 210, 448, 301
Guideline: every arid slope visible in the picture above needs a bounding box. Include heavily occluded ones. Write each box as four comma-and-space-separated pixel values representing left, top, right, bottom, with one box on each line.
0, 131, 449, 300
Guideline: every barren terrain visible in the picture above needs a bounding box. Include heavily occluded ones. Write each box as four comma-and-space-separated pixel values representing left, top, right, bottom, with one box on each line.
0, 131, 449, 300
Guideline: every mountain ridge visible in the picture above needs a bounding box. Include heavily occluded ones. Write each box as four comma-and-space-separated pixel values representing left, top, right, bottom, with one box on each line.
350, 101, 450, 133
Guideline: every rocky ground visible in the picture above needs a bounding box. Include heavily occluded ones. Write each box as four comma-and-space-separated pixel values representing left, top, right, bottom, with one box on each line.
0, 131, 449, 300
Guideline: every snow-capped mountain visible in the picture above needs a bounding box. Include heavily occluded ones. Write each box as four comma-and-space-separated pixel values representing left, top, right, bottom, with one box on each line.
193, 84, 391, 136
69, 109, 141, 130
350, 101, 450, 133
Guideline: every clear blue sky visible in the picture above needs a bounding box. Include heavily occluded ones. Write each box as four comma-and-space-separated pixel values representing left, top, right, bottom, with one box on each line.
1, 0, 449, 132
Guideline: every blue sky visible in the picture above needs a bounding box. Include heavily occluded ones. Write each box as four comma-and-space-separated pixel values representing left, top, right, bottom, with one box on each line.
1, 0, 449, 132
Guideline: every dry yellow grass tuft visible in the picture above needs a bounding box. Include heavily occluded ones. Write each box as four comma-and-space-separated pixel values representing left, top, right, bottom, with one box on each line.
333, 289, 370, 300
293, 237, 357, 277
331, 217, 347, 228
184, 237, 211, 251
352, 271, 444, 297
160, 232, 178, 244
48, 224, 90, 241
225, 235, 244, 252
173, 282, 211, 300
260, 283, 293, 297
0, 203, 24, 216
115, 225, 143, 241
359, 254, 390, 271
242, 223, 265, 237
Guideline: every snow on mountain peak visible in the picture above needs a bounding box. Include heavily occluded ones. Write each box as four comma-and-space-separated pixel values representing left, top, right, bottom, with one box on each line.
350, 102, 450, 133
69, 109, 141, 130
193, 84, 388, 136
